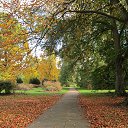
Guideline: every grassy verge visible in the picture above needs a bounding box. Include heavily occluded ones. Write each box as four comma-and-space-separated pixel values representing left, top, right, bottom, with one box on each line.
78, 88, 113, 95
77, 88, 128, 96
15, 87, 69, 96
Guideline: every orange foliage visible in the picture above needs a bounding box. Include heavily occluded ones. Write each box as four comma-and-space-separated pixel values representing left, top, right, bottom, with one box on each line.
79, 95, 128, 128
0, 95, 61, 128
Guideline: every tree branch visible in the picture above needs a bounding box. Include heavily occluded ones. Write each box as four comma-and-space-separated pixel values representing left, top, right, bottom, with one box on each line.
64, 10, 127, 23
119, 23, 126, 38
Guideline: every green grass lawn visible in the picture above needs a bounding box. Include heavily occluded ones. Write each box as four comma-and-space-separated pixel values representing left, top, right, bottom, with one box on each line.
15, 87, 69, 95
77, 88, 128, 96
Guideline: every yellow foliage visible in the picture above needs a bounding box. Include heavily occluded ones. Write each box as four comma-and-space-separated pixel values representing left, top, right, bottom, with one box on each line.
21, 54, 60, 83
0, 14, 29, 81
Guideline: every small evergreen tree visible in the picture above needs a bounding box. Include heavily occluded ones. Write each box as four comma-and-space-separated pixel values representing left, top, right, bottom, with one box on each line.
16, 77, 23, 84
29, 78, 40, 85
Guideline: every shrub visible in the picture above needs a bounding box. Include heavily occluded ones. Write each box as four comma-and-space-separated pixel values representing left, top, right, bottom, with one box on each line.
87, 84, 93, 90
43, 81, 62, 91
42, 78, 48, 85
29, 78, 40, 85
0, 81, 13, 94
16, 77, 23, 84
16, 84, 33, 91
32, 84, 41, 88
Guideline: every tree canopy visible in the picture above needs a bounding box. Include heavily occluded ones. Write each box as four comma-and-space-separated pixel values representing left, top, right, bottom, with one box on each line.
1, 0, 128, 95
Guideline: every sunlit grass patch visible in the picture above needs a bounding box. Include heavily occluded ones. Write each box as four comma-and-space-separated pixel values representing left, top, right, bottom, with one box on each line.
15, 87, 69, 96
77, 88, 128, 96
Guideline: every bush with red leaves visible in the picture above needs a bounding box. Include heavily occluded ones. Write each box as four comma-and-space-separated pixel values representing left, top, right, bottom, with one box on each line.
79, 95, 128, 128
0, 95, 61, 128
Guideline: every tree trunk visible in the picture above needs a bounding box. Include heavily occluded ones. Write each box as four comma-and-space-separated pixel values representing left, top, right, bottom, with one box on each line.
115, 58, 126, 96
112, 21, 126, 96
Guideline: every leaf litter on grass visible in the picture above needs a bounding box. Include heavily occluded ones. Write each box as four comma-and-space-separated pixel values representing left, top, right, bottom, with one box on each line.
0, 95, 61, 128
79, 95, 128, 128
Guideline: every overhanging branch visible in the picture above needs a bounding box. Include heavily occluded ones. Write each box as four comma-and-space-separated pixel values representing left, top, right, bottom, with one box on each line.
64, 10, 127, 23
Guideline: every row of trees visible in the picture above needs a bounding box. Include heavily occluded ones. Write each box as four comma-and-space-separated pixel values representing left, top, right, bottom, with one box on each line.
0, 13, 60, 85
47, 0, 128, 96
19, 55, 60, 84
1, 0, 128, 96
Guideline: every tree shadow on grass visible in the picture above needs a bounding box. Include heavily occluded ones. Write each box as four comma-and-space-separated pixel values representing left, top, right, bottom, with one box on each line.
0, 93, 13, 96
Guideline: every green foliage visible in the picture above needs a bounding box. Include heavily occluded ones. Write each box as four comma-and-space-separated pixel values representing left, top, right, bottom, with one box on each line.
16, 77, 23, 84
76, 71, 87, 87
75, 67, 91, 88
91, 65, 115, 90
1, 0, 128, 96
59, 62, 73, 86
0, 81, 14, 94
29, 78, 40, 85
